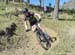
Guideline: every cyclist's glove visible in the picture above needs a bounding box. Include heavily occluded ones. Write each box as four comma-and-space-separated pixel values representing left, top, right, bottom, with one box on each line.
26, 29, 31, 32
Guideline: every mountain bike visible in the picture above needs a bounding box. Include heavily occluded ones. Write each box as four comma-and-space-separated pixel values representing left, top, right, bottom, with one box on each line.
34, 24, 53, 50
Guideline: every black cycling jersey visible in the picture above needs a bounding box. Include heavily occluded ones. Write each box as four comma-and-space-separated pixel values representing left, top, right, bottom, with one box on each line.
24, 12, 38, 26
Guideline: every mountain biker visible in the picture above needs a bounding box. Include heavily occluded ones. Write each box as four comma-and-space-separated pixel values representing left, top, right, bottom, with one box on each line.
22, 8, 42, 32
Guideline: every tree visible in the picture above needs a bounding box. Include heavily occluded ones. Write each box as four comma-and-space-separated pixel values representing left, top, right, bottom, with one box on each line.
27, 0, 30, 4
53, 0, 60, 20
64, 2, 66, 4
39, 0, 42, 7
49, 3, 51, 6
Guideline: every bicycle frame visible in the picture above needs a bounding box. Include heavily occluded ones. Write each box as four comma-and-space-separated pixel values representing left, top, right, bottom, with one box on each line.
31, 23, 41, 32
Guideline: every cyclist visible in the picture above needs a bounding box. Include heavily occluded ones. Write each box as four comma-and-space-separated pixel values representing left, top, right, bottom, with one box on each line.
22, 8, 42, 32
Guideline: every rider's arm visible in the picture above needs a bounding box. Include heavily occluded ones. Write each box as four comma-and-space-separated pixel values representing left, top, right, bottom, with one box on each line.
24, 20, 28, 30
34, 13, 41, 19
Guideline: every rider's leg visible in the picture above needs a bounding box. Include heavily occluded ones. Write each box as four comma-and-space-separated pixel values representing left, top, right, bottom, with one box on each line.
24, 21, 28, 30
37, 23, 45, 32
31, 25, 37, 32
31, 23, 45, 32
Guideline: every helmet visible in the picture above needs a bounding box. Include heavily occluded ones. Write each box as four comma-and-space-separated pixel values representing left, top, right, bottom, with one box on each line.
22, 8, 28, 13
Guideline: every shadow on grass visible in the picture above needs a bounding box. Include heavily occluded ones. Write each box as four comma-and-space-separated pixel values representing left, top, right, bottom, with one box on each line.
0, 23, 18, 52
42, 17, 75, 21
59, 18, 75, 21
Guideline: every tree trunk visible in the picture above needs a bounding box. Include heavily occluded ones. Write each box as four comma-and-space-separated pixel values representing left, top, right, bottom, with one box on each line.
39, 0, 42, 7
5, 0, 9, 4
53, 0, 59, 20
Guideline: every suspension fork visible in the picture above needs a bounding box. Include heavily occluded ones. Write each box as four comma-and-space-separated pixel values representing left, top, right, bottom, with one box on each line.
34, 26, 44, 40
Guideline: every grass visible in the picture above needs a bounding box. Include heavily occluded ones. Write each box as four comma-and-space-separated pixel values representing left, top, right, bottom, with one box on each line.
0, 2, 75, 55
42, 16, 75, 55
1, 14, 75, 55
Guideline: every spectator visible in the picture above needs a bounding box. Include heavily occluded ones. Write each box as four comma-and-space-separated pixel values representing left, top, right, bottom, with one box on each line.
44, 6, 48, 13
